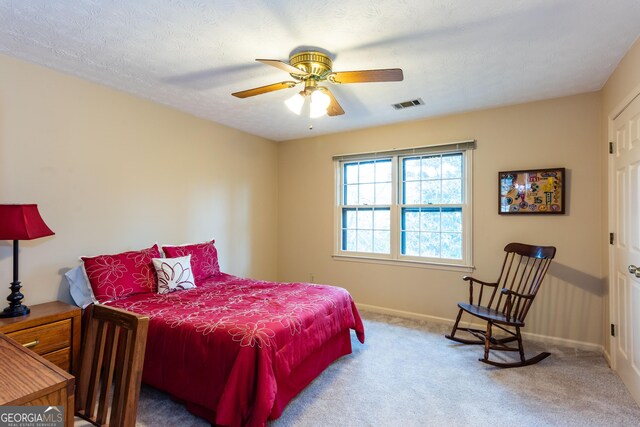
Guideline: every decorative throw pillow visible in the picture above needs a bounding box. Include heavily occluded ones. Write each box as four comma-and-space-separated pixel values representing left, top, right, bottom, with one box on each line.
65, 264, 98, 309
162, 240, 220, 282
81, 244, 161, 303
152, 255, 196, 294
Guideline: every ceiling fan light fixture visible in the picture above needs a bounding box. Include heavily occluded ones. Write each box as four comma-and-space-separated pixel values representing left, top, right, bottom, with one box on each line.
234, 48, 403, 119
285, 92, 305, 115
309, 89, 331, 118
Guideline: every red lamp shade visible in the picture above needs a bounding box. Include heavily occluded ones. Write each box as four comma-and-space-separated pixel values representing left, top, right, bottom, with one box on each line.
0, 204, 54, 318
0, 204, 55, 240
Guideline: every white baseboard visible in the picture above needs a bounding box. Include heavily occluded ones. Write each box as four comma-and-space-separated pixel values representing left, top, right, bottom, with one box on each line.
357, 303, 604, 354
603, 348, 612, 367
522, 331, 603, 354
358, 303, 454, 325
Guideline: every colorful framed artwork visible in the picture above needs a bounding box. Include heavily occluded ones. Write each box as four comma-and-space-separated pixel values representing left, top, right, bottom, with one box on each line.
498, 168, 565, 215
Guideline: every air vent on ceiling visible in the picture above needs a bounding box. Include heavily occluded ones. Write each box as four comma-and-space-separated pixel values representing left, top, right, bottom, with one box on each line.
392, 98, 424, 110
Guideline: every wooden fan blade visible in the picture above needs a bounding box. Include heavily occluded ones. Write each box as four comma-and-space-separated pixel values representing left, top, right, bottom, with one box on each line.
256, 59, 309, 76
232, 81, 298, 98
328, 68, 404, 84
321, 87, 345, 116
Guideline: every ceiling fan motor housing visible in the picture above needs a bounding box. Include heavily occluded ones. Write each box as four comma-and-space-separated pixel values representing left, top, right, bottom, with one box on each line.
289, 51, 332, 79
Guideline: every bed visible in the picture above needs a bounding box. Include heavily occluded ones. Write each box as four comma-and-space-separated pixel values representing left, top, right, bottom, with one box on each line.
73, 242, 364, 427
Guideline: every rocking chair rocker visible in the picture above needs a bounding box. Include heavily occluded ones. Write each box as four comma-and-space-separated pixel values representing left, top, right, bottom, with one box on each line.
445, 242, 556, 368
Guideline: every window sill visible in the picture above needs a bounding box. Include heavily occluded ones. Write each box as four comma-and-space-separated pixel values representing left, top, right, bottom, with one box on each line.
331, 254, 474, 273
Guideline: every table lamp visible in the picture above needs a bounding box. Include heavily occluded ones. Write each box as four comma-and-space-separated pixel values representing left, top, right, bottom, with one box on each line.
0, 204, 54, 318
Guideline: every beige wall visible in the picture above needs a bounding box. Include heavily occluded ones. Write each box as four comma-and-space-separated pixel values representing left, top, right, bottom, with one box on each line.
603, 38, 640, 116
0, 53, 279, 306
601, 37, 640, 356
278, 92, 604, 347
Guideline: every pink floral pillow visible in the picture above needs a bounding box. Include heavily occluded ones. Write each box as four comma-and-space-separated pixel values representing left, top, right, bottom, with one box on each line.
81, 244, 161, 303
152, 255, 196, 294
162, 240, 220, 283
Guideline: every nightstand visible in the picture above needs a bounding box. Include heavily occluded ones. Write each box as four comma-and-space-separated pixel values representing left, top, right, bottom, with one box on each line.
0, 301, 81, 375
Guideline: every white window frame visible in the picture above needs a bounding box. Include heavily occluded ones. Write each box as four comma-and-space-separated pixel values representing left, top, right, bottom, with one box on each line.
333, 141, 474, 271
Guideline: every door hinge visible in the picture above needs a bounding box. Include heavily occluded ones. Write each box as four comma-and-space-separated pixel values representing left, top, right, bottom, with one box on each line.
610, 233, 615, 245
611, 324, 616, 337
609, 141, 615, 154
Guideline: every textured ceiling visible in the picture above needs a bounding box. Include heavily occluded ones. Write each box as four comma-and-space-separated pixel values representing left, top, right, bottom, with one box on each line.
0, 0, 639, 141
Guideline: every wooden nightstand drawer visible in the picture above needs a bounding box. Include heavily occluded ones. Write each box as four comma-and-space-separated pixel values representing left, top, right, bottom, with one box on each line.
43, 347, 71, 371
0, 302, 81, 376
6, 319, 71, 356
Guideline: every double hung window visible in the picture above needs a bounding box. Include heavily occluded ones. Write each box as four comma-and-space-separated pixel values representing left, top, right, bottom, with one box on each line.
341, 159, 392, 254
335, 141, 474, 268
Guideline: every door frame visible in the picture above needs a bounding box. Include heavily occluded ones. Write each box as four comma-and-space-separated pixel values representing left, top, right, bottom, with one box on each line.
607, 83, 640, 370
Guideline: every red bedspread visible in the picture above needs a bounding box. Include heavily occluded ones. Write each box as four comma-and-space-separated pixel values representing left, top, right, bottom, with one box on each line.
106, 273, 365, 426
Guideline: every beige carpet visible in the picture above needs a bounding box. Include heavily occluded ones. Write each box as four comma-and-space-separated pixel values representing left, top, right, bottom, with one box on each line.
78, 310, 640, 426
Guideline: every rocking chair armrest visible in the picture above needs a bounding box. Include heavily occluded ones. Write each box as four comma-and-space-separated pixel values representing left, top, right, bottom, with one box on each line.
500, 288, 535, 300
462, 276, 498, 288
500, 288, 535, 319
463, 276, 498, 305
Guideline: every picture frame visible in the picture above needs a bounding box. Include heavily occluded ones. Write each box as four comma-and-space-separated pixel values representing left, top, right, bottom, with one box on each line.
498, 168, 565, 215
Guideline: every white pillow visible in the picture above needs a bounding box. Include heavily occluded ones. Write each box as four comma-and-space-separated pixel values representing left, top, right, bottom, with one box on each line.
152, 255, 196, 294
65, 264, 98, 308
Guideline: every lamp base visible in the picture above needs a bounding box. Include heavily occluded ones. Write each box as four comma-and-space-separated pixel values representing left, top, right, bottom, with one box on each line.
0, 304, 30, 318
0, 279, 30, 318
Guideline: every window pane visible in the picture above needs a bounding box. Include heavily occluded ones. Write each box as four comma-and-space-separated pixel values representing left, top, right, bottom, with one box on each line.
441, 208, 462, 232
345, 209, 357, 229
404, 231, 420, 256
359, 183, 375, 205
344, 230, 357, 251
421, 156, 441, 180
344, 163, 358, 184
403, 157, 420, 181
375, 160, 392, 182
404, 181, 421, 204
421, 180, 441, 204
373, 230, 390, 254
442, 154, 462, 179
421, 232, 440, 257
421, 209, 440, 232
375, 183, 392, 205
345, 184, 358, 205
357, 209, 373, 229
402, 208, 419, 231
357, 230, 373, 252
441, 232, 462, 259
359, 161, 375, 183
373, 209, 390, 230
441, 179, 462, 204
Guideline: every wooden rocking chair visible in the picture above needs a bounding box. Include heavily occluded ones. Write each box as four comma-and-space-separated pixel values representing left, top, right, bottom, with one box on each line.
445, 242, 556, 368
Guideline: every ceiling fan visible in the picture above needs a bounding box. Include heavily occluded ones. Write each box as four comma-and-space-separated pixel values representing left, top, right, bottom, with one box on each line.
231, 50, 404, 117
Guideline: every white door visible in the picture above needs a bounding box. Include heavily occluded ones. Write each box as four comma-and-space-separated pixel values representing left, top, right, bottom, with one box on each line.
611, 92, 640, 404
